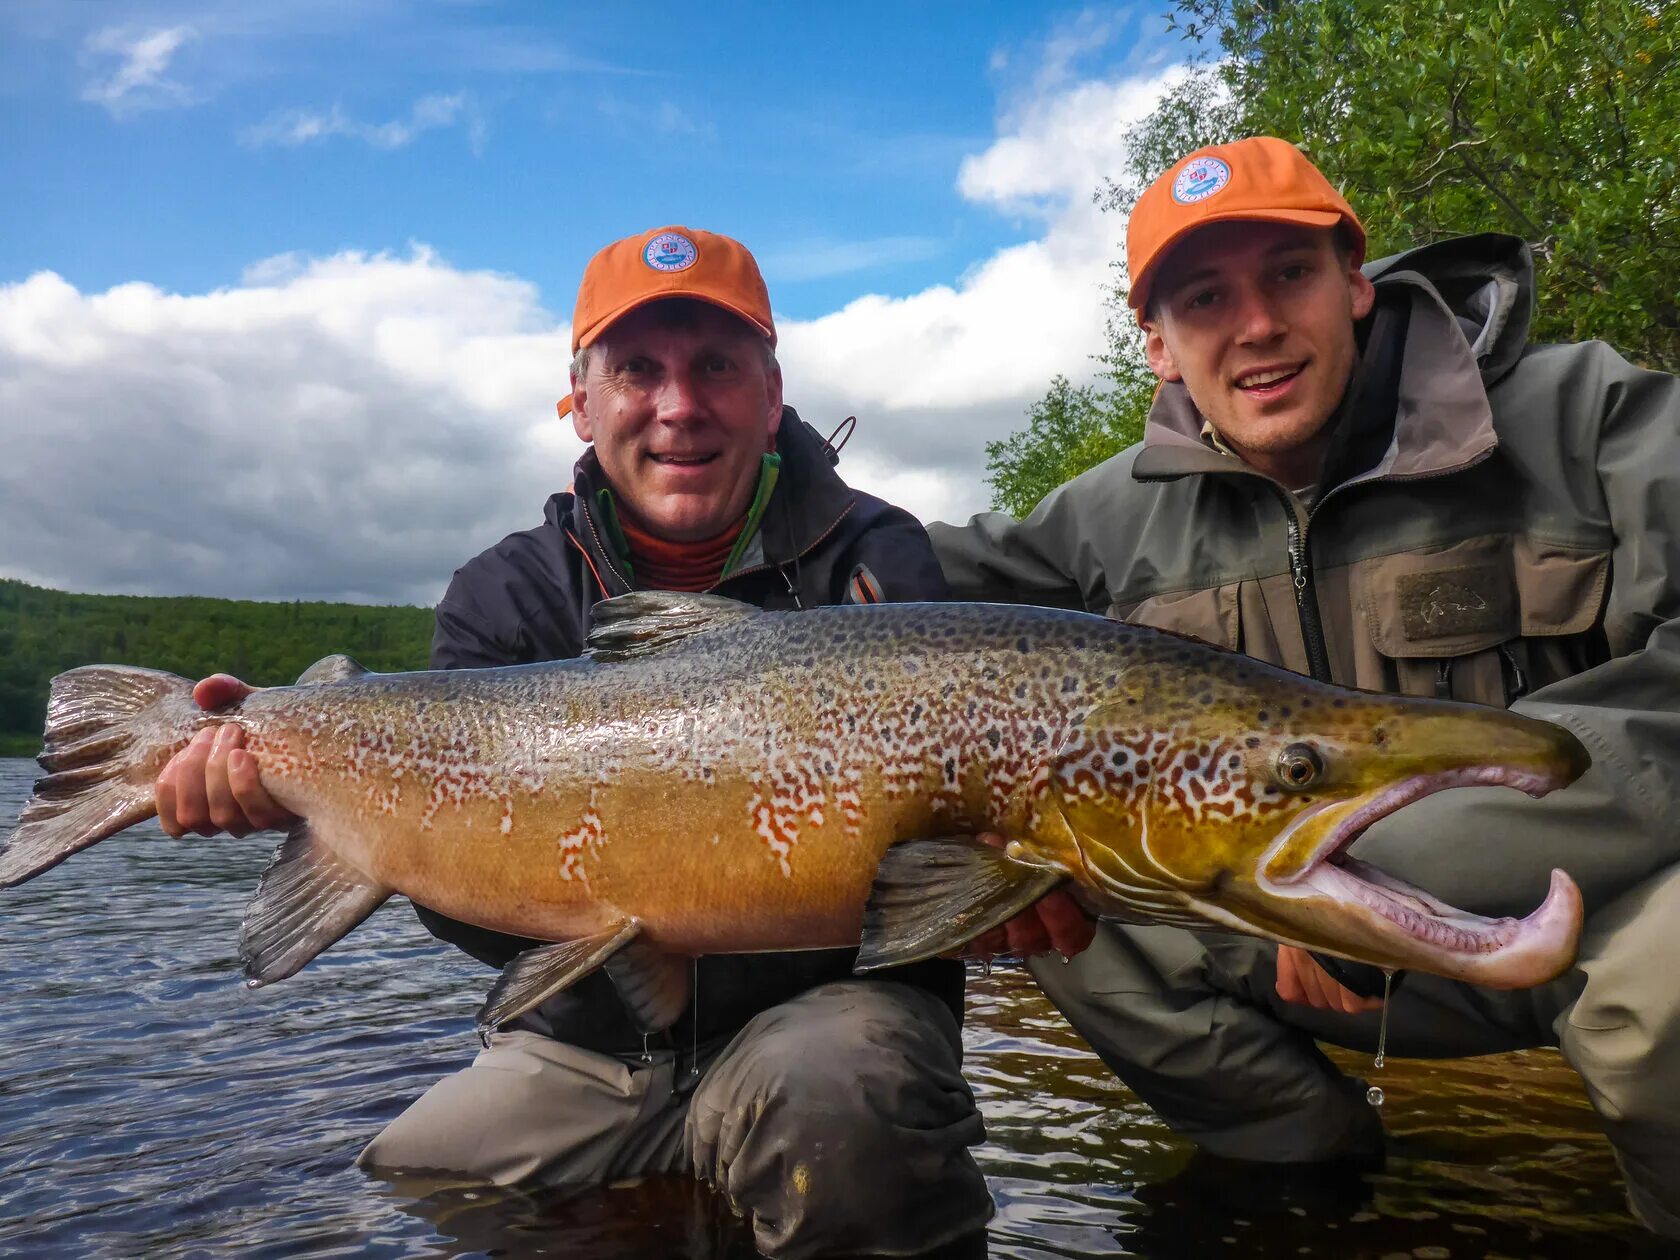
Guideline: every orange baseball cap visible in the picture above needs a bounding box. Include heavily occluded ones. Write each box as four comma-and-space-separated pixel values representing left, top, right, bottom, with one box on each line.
1126, 137, 1365, 318
558, 225, 775, 418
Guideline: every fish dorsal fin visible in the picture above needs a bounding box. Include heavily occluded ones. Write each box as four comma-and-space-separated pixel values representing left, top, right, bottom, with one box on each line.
296, 654, 371, 686
241, 820, 393, 984
586, 592, 758, 662
854, 836, 1063, 973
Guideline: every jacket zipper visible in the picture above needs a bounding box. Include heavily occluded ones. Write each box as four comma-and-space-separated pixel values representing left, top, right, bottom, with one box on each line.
1276, 489, 1333, 682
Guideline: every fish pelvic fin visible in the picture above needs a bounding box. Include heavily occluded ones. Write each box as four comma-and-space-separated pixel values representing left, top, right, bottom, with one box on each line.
0, 666, 199, 888
855, 837, 1063, 973
240, 820, 393, 985
586, 592, 758, 662
295, 654, 371, 685
605, 939, 693, 1034
477, 919, 642, 1035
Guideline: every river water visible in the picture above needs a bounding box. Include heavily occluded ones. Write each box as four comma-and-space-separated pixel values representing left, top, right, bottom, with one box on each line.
0, 757, 1655, 1258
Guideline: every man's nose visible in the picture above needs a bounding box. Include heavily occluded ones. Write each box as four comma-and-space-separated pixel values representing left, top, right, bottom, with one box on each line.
1232, 286, 1287, 344
652, 369, 704, 420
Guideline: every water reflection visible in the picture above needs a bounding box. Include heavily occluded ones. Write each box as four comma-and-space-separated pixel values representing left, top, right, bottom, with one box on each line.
0, 757, 1650, 1257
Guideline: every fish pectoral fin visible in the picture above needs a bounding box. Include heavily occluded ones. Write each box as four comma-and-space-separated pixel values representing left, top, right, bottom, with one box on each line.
586, 592, 758, 662
294, 654, 372, 685
604, 940, 693, 1034
476, 919, 641, 1034
854, 837, 1063, 973
240, 820, 393, 985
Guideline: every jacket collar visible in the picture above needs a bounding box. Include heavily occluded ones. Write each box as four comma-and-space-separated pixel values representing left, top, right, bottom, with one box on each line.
562, 405, 856, 593
1133, 268, 1499, 490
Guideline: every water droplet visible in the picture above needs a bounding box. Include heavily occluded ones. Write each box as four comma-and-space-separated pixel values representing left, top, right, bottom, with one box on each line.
1366, 1085, 1384, 1107
1373, 969, 1393, 1071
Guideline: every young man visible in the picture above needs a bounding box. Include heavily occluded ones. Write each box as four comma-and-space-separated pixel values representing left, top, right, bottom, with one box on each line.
156, 226, 1096, 1258
931, 137, 1680, 1240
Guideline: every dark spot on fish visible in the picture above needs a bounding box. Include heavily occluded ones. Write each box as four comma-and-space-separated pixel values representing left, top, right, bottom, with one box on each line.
1279, 706, 1292, 719
1017, 637, 1030, 653
910, 703, 923, 724
1062, 676, 1078, 693
944, 757, 956, 783
987, 728, 1001, 750
1112, 750, 1128, 767
1015, 683, 1028, 700
1246, 736, 1261, 748
1185, 755, 1200, 771
1372, 728, 1387, 745
803, 656, 816, 669
1257, 710, 1270, 723
1228, 755, 1241, 769
1073, 637, 1087, 649
1033, 726, 1048, 744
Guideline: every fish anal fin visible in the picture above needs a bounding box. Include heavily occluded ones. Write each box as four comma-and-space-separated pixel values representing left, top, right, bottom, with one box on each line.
240, 820, 392, 985
604, 940, 693, 1033
855, 837, 1063, 973
296, 655, 372, 686
586, 592, 757, 662
478, 919, 641, 1034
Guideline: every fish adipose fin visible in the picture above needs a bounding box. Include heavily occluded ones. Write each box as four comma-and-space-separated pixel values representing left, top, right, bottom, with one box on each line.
0, 665, 199, 888
605, 939, 693, 1033
586, 592, 758, 662
478, 918, 642, 1033
295, 655, 371, 685
854, 837, 1063, 972
241, 820, 393, 985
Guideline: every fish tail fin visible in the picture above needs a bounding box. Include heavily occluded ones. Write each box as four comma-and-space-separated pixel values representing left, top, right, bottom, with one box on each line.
0, 666, 200, 887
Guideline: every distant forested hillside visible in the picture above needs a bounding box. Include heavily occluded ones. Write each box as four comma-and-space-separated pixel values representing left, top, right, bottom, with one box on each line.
0, 579, 433, 754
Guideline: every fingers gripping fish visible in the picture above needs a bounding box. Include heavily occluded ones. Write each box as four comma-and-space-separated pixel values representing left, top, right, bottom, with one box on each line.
0, 595, 1589, 1034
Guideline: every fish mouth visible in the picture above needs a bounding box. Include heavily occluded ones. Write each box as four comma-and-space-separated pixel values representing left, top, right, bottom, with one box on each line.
1263, 766, 1583, 988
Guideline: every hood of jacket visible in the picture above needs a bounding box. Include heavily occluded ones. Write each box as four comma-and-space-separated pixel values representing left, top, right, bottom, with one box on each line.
1365, 232, 1535, 388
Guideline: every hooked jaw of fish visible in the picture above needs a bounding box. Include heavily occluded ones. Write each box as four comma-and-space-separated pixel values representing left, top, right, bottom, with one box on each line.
1247, 757, 1585, 988
1065, 697, 1592, 990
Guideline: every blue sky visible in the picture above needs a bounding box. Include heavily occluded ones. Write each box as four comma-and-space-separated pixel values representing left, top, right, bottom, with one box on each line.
0, 1, 1192, 602
3, 1, 1179, 316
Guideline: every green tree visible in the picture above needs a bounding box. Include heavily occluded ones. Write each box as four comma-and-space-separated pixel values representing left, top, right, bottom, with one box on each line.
984, 336, 1156, 517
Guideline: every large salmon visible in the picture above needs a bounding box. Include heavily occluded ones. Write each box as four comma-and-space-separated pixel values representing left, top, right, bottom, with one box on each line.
0, 594, 1588, 1031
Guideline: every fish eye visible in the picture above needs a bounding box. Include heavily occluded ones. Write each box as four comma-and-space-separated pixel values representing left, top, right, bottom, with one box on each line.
1276, 743, 1324, 790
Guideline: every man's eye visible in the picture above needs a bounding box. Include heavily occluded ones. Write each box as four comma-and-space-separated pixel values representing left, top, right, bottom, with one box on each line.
704, 355, 733, 374
1185, 289, 1218, 311
1278, 263, 1310, 283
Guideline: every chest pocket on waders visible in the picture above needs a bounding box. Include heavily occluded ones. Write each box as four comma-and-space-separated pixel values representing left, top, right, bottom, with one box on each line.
1356, 535, 1611, 708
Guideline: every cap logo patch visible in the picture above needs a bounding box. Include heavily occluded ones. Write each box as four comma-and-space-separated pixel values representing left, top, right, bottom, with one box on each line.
643, 232, 698, 272
1172, 156, 1232, 205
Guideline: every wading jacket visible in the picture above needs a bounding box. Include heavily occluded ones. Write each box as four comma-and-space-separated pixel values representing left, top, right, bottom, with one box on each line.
930, 234, 1680, 939
419, 409, 962, 1054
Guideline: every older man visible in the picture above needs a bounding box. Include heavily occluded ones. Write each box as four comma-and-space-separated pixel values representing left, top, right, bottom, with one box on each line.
156, 226, 1082, 1258
932, 138, 1680, 1239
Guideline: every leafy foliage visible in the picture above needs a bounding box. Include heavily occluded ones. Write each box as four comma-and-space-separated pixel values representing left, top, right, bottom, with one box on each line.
0, 579, 433, 747
984, 339, 1157, 518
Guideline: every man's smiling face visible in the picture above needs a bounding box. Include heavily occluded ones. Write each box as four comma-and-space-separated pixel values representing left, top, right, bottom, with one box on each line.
1144, 221, 1375, 488
571, 299, 783, 542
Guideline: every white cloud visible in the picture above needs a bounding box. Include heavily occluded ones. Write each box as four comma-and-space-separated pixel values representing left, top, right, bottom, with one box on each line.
1, 57, 1180, 604
242, 92, 481, 151
81, 25, 198, 116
